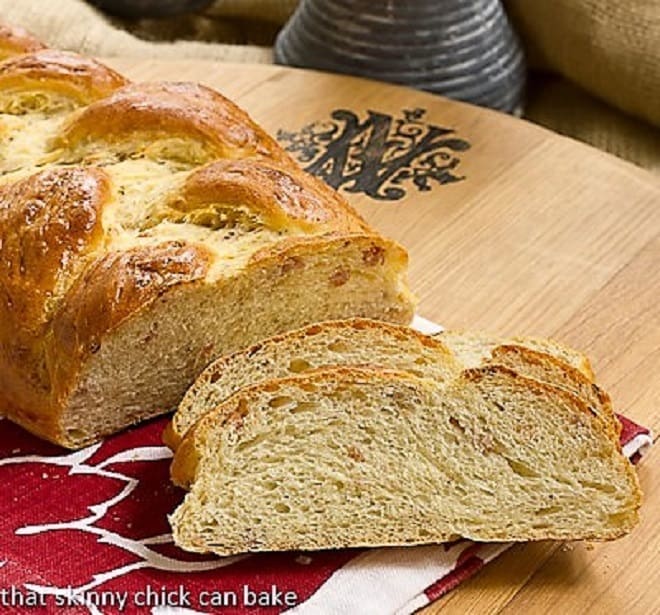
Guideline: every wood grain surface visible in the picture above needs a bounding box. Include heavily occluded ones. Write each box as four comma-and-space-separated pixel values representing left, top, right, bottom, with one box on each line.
108, 59, 660, 615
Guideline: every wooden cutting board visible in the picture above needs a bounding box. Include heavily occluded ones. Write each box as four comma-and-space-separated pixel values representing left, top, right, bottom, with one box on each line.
107, 59, 660, 615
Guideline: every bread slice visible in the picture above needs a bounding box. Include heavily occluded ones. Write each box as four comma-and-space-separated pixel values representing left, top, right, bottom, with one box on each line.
165, 319, 616, 450
165, 319, 460, 449
438, 329, 595, 380
440, 331, 618, 439
169, 366, 641, 555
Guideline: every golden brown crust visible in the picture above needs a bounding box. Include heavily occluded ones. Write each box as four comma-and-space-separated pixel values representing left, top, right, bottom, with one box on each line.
162, 421, 180, 450
0, 50, 128, 106
492, 344, 596, 388
169, 423, 204, 489
0, 167, 110, 441
0, 23, 46, 61
0, 167, 109, 333
55, 81, 292, 163
181, 159, 368, 233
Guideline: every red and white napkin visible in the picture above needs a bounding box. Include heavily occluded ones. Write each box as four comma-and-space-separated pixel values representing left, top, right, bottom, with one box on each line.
0, 318, 652, 615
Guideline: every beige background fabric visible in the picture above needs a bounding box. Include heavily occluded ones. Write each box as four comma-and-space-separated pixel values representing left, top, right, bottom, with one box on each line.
204, 0, 297, 23
0, 0, 274, 62
525, 75, 660, 174
505, 0, 660, 128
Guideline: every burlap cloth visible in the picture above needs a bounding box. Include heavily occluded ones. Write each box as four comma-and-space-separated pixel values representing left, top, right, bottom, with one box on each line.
504, 0, 660, 174
1, 0, 658, 173
0, 0, 297, 62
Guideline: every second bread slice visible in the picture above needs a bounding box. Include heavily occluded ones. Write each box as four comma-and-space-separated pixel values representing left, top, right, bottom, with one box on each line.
165, 319, 617, 449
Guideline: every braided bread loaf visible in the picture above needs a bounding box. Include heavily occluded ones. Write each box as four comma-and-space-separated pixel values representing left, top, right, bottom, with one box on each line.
0, 24, 415, 448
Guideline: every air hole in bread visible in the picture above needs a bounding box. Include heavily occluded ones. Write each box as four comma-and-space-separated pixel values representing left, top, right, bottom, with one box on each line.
361, 425, 376, 438
288, 358, 312, 373
65, 428, 86, 442
172, 204, 262, 232
247, 344, 263, 358
2, 92, 75, 115
448, 416, 465, 433
291, 401, 317, 414
414, 357, 428, 365
275, 502, 291, 514
236, 432, 269, 452
505, 458, 540, 478
536, 505, 562, 516
608, 512, 634, 525
327, 340, 350, 353
268, 395, 295, 409
580, 480, 617, 494
138, 201, 263, 236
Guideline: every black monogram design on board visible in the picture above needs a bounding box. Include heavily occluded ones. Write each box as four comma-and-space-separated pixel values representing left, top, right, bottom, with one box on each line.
277, 108, 471, 201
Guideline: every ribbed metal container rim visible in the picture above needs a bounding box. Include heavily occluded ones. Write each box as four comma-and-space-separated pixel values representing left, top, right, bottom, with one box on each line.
274, 0, 525, 112
300, 0, 505, 49
276, 27, 521, 85
320, 0, 500, 22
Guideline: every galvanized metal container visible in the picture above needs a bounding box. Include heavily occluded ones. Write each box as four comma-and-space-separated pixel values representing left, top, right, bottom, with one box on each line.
275, 0, 525, 113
